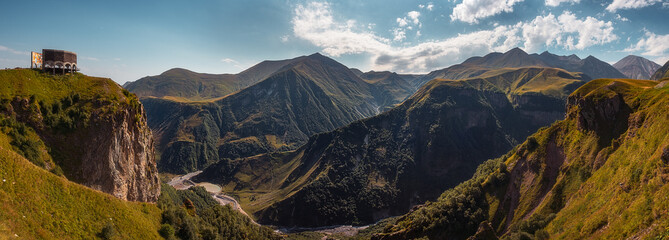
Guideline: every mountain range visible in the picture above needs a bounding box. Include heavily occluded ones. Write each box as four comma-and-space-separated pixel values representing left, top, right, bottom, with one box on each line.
192, 66, 590, 227
131, 48, 630, 175
137, 53, 417, 174
613, 55, 661, 79
412, 48, 626, 87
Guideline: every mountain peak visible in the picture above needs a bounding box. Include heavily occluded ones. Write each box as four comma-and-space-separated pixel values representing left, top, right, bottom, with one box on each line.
584, 55, 597, 61
308, 52, 325, 58
505, 47, 528, 55
162, 67, 194, 75
614, 55, 662, 79
567, 54, 581, 61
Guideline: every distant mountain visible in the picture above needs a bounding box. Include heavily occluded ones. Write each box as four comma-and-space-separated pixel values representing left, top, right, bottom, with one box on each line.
613, 55, 661, 79
413, 48, 625, 88
145, 53, 411, 174
124, 58, 295, 101
349, 68, 364, 76
651, 60, 669, 80
462, 47, 548, 68
193, 67, 588, 227
534, 51, 627, 80
360, 71, 416, 111
374, 78, 669, 240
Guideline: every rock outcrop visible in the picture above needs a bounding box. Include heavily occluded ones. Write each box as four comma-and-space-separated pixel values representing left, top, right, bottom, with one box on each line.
8, 96, 161, 202
78, 104, 160, 202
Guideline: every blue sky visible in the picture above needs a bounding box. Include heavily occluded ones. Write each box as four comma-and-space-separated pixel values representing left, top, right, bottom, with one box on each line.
1, 0, 667, 84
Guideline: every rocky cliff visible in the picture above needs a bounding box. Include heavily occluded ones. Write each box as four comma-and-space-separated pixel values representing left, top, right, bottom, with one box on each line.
0, 69, 160, 202
76, 103, 160, 202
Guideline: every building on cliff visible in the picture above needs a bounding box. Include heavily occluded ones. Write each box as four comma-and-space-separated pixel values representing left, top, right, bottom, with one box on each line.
31, 49, 78, 74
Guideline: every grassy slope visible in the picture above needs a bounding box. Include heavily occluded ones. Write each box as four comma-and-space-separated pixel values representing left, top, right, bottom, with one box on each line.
0, 136, 162, 239
544, 79, 668, 239
0, 69, 128, 105
375, 79, 669, 239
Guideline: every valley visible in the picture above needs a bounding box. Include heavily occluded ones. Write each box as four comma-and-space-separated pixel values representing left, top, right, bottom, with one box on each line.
2, 32, 668, 240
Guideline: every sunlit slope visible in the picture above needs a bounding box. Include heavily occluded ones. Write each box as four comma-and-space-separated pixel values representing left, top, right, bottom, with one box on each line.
0, 140, 161, 239
375, 79, 669, 240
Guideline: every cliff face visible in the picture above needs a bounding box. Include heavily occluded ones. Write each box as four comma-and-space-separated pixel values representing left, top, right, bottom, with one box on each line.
78, 104, 160, 202
0, 69, 160, 202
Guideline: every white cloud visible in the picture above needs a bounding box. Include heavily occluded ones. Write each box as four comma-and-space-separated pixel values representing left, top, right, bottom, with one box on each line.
605, 0, 662, 12
0, 45, 27, 55
221, 58, 239, 64
280, 35, 290, 42
396, 17, 408, 27
427, 3, 434, 10
615, 14, 629, 22
450, 0, 524, 24
393, 10, 422, 42
545, 0, 580, 7
407, 11, 421, 25
625, 31, 669, 57
519, 14, 563, 52
520, 12, 617, 51
392, 28, 406, 41
292, 2, 616, 73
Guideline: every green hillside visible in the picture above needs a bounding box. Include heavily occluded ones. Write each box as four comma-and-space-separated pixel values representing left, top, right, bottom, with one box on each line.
192, 67, 588, 227
0, 140, 279, 239
0, 114, 162, 239
374, 79, 669, 239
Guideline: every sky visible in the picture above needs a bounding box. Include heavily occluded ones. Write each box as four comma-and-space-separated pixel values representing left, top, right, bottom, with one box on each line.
0, 0, 668, 84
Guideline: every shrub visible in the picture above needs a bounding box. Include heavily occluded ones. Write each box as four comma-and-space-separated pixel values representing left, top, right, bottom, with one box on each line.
158, 224, 175, 239
99, 222, 116, 240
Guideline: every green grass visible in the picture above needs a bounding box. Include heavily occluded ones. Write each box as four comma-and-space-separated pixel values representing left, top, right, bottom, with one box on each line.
0, 69, 136, 106
0, 135, 162, 239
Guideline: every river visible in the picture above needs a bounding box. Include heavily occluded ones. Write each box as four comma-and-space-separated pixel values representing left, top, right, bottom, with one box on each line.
166, 171, 370, 236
